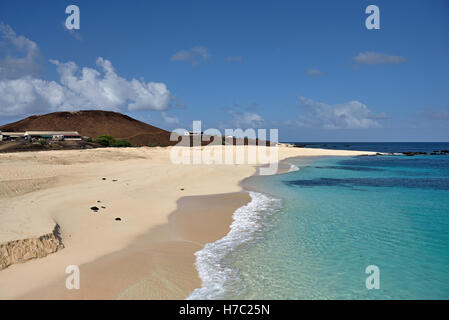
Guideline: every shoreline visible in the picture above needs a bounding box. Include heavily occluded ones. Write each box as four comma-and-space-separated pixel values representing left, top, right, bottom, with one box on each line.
20, 192, 251, 299
0, 146, 375, 299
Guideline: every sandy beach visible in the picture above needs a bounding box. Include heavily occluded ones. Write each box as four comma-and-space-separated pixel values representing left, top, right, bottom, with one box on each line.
0, 146, 375, 299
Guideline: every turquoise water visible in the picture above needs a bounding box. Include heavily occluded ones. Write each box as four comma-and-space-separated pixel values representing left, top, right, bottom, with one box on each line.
189, 154, 449, 300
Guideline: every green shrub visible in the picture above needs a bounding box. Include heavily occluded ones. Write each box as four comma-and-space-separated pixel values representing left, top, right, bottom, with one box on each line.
84, 137, 93, 142
95, 135, 116, 147
95, 135, 132, 147
113, 139, 133, 147
39, 139, 49, 146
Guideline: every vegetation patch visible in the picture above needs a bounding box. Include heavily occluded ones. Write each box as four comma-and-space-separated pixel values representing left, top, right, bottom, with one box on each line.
95, 135, 133, 147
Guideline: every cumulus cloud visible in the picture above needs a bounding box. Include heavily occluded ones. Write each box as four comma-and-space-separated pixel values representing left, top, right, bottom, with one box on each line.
306, 69, 323, 76
296, 96, 387, 129
0, 57, 171, 116
0, 78, 63, 115
353, 52, 405, 65
171, 46, 210, 66
0, 22, 42, 79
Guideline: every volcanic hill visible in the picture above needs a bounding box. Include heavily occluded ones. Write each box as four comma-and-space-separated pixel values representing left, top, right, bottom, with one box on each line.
0, 110, 176, 147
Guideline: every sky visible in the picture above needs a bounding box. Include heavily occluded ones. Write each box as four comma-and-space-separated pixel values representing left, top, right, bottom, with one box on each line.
0, 0, 448, 142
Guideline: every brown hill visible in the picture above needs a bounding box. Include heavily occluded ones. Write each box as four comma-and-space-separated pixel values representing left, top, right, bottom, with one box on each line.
0, 110, 177, 147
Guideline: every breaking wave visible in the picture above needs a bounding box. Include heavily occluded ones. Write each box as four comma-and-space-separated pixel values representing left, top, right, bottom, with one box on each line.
187, 191, 282, 300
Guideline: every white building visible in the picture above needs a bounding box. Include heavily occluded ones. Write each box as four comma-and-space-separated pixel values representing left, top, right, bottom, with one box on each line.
0, 131, 26, 141
24, 131, 82, 141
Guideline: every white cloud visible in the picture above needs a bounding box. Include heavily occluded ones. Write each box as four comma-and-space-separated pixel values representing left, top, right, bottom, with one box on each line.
0, 77, 64, 115
353, 52, 405, 65
171, 46, 210, 66
296, 96, 386, 129
0, 22, 42, 79
306, 69, 323, 76
0, 23, 174, 119
52, 57, 171, 112
0, 57, 171, 116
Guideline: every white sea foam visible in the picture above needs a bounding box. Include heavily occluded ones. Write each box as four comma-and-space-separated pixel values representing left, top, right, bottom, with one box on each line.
288, 163, 300, 172
187, 191, 282, 300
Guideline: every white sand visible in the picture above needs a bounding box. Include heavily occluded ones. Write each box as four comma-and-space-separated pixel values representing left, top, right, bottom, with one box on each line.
0, 146, 375, 299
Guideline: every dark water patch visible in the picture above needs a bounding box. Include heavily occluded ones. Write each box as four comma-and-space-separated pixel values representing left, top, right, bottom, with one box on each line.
314, 165, 384, 172
339, 157, 449, 170
285, 177, 449, 190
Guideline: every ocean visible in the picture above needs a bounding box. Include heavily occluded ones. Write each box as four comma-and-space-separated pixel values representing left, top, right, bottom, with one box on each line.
285, 142, 449, 154
188, 143, 449, 300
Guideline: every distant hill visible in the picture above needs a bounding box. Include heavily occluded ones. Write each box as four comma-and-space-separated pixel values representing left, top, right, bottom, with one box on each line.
0, 110, 177, 147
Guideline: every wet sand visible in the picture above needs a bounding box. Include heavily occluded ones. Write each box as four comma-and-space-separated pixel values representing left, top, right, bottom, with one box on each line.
20, 192, 250, 299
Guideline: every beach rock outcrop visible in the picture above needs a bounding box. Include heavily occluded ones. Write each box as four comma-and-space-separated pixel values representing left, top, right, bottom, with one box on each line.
402, 151, 428, 156
0, 224, 64, 271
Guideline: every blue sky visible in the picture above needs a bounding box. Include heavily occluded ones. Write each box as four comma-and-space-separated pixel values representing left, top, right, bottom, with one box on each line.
0, 0, 448, 141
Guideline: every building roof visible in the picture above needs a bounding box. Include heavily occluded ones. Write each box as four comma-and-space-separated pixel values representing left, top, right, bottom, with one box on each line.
0, 132, 26, 136
24, 131, 80, 136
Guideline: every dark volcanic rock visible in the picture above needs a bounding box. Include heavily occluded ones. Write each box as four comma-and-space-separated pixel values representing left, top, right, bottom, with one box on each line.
402, 151, 427, 156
